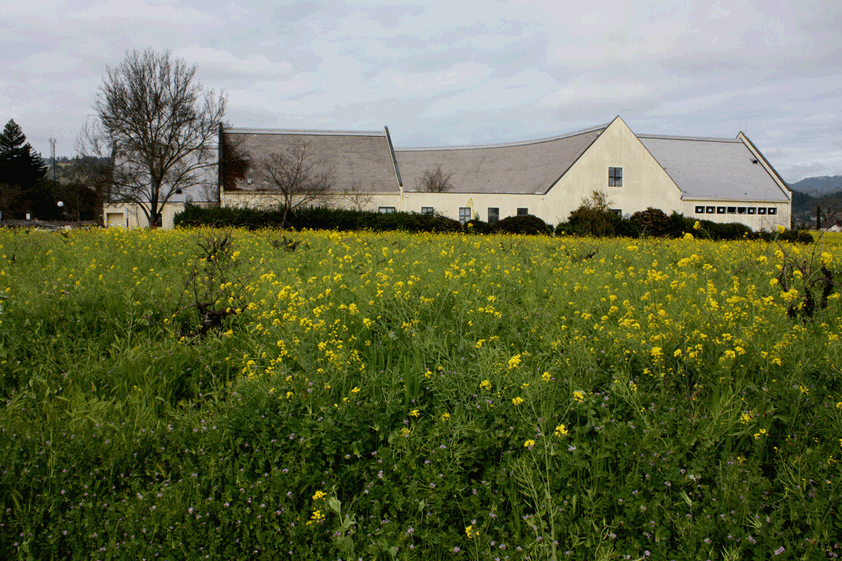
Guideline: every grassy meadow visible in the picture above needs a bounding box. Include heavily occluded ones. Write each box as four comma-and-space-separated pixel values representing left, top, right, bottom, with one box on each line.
0, 226, 841, 560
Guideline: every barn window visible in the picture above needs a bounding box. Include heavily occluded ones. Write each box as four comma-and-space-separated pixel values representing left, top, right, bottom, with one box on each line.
459, 207, 471, 224
488, 208, 500, 224
609, 167, 623, 187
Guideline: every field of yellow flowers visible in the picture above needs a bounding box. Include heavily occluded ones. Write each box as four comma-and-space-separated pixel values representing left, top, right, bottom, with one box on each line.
1, 227, 840, 560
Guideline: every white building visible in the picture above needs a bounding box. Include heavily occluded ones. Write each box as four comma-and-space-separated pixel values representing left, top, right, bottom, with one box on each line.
110, 116, 791, 231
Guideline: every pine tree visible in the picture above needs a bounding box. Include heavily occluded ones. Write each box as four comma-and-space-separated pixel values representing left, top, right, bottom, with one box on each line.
0, 119, 47, 188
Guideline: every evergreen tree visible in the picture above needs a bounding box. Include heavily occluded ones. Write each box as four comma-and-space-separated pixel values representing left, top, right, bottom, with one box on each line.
0, 119, 47, 188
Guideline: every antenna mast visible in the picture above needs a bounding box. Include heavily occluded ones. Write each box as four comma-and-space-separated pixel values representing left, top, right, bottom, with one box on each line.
49, 138, 57, 181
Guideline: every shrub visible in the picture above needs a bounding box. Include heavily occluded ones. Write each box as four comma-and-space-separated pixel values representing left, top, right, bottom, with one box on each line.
630, 208, 672, 237
464, 219, 491, 234
565, 190, 625, 237
489, 214, 549, 235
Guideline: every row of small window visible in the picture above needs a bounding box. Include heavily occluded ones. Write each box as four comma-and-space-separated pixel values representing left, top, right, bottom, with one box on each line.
695, 206, 777, 216
380, 206, 530, 224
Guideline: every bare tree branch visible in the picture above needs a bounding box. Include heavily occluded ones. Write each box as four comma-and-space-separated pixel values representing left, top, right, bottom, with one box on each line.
84, 48, 226, 227
417, 163, 453, 193
342, 180, 373, 211
260, 139, 335, 228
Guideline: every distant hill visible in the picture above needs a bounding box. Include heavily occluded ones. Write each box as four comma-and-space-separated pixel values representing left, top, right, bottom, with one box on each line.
788, 175, 842, 197
789, 176, 842, 228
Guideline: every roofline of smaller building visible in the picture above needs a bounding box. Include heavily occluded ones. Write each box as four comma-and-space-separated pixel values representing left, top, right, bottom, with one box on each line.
681, 197, 790, 203
396, 123, 609, 152
636, 133, 741, 143
225, 127, 386, 137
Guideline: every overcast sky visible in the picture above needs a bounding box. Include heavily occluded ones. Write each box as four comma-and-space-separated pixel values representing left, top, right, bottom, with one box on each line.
2, 0, 840, 183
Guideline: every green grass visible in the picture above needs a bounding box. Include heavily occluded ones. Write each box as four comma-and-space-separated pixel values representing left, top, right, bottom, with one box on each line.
0, 227, 840, 560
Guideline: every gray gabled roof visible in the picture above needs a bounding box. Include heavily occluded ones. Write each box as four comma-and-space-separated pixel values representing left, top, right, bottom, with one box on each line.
225, 128, 400, 193
638, 134, 790, 202
395, 125, 606, 194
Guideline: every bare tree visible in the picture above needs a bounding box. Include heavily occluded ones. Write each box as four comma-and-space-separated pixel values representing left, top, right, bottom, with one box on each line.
342, 180, 374, 211
260, 139, 334, 228
417, 163, 453, 193
83, 48, 225, 227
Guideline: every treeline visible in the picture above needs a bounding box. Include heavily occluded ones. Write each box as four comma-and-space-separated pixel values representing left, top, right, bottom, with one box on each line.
0, 119, 108, 222
175, 203, 814, 243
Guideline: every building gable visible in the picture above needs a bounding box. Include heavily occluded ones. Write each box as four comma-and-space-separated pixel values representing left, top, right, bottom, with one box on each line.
546, 116, 683, 216
638, 133, 790, 203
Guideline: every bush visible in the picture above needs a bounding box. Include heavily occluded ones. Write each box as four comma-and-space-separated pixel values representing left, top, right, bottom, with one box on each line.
630, 208, 672, 237
566, 207, 624, 237
489, 214, 549, 235
464, 219, 491, 234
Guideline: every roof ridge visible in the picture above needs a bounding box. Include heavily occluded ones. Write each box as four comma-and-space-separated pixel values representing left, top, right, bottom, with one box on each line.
226, 128, 385, 137
396, 123, 608, 152
637, 133, 739, 143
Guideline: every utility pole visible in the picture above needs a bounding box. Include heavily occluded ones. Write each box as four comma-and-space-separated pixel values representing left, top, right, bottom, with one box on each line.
49, 138, 57, 181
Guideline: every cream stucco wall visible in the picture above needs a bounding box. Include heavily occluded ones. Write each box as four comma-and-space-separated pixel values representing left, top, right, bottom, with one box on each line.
104, 202, 217, 229
399, 192, 542, 222
682, 200, 790, 232
546, 117, 683, 222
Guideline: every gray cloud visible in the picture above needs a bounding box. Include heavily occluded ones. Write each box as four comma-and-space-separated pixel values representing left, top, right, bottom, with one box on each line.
1, 0, 839, 183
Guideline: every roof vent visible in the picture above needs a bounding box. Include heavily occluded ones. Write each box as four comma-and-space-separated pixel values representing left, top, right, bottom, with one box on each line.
751, 159, 759, 164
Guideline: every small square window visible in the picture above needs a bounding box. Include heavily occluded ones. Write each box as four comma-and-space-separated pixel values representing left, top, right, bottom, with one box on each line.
738, 207, 746, 214
717, 207, 726, 214
748, 207, 756, 215
768, 207, 777, 215
758, 207, 767, 215
421, 207, 434, 215
727, 207, 737, 214
517, 208, 528, 216
459, 207, 472, 224
378, 206, 396, 214
488, 207, 500, 224
610, 209, 622, 217
609, 167, 623, 187
706, 206, 715, 214
695, 206, 705, 214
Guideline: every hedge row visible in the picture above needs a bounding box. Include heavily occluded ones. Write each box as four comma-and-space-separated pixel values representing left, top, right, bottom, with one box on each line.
174, 204, 554, 235
174, 204, 813, 242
